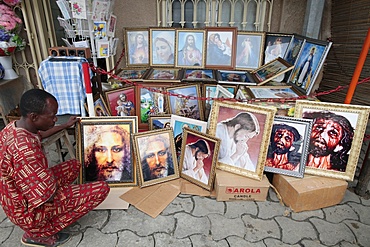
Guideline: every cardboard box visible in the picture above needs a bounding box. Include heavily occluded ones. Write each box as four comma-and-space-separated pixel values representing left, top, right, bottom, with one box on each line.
272, 174, 348, 212
215, 170, 270, 201
120, 179, 181, 218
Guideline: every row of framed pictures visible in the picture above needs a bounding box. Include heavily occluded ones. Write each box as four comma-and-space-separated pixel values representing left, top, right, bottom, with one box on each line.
123, 27, 332, 95
88, 81, 305, 130
76, 99, 370, 190
115, 57, 294, 87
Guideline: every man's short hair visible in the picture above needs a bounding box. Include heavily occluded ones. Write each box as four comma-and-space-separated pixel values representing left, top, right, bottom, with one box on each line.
20, 89, 56, 117
271, 124, 301, 143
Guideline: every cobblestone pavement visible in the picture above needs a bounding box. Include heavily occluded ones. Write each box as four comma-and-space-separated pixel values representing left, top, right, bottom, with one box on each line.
1, 134, 370, 247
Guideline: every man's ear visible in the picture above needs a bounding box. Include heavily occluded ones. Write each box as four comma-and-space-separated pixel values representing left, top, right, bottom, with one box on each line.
29, 112, 38, 122
334, 145, 343, 152
234, 123, 241, 130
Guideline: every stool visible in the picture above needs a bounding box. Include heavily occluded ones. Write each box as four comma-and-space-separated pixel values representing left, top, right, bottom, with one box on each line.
42, 129, 75, 163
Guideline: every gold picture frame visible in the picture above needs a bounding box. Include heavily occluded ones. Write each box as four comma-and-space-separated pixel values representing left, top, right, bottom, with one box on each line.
179, 127, 221, 191
132, 128, 180, 187
294, 100, 370, 181
208, 101, 276, 180
76, 116, 138, 187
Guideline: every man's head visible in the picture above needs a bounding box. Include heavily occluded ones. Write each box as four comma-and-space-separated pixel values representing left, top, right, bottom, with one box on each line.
270, 124, 301, 155
188, 139, 211, 161
303, 111, 354, 167
20, 89, 58, 131
84, 125, 131, 181
186, 34, 195, 48
140, 133, 173, 180
223, 112, 260, 143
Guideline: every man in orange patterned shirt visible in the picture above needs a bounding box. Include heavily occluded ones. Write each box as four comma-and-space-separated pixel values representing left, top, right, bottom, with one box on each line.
0, 89, 110, 247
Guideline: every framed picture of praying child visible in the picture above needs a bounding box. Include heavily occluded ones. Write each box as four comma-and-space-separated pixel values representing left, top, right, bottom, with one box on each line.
180, 127, 221, 191
76, 117, 138, 187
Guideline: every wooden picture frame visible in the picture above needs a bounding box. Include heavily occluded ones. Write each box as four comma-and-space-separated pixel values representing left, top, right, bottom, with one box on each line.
294, 100, 370, 181
246, 85, 303, 99
283, 34, 306, 67
124, 28, 149, 67
84, 94, 111, 117
76, 116, 138, 187
180, 127, 221, 191
287, 38, 332, 95
235, 31, 265, 70
113, 67, 148, 83
264, 116, 313, 178
205, 27, 237, 69
175, 29, 206, 68
166, 84, 204, 120
150, 28, 176, 67
148, 114, 172, 130
170, 114, 208, 159
264, 33, 292, 64
251, 57, 294, 86
136, 83, 169, 129
203, 83, 237, 119
208, 101, 276, 180
217, 70, 257, 85
143, 67, 182, 82
132, 128, 179, 187
182, 69, 216, 82
104, 86, 136, 117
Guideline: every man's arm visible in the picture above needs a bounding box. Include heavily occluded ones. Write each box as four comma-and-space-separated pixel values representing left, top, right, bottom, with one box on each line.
39, 116, 79, 139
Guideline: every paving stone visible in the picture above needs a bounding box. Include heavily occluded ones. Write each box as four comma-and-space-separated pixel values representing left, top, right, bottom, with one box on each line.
227, 236, 265, 247
344, 220, 370, 247
256, 200, 287, 219
300, 239, 326, 246
192, 196, 224, 217
0, 206, 6, 222
275, 216, 317, 244
241, 215, 280, 242
0, 217, 15, 227
208, 214, 246, 241
162, 196, 194, 215
66, 232, 83, 247
224, 200, 258, 218
263, 238, 301, 246
341, 189, 361, 204
77, 228, 117, 247
338, 240, 366, 247
0, 226, 13, 245
347, 202, 370, 225
291, 209, 324, 221
359, 197, 370, 206
309, 218, 355, 246
190, 234, 229, 246
1, 226, 27, 247
322, 204, 358, 223
153, 232, 191, 246
174, 212, 210, 238
117, 230, 154, 246
77, 209, 109, 231
103, 209, 175, 236
268, 188, 280, 202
